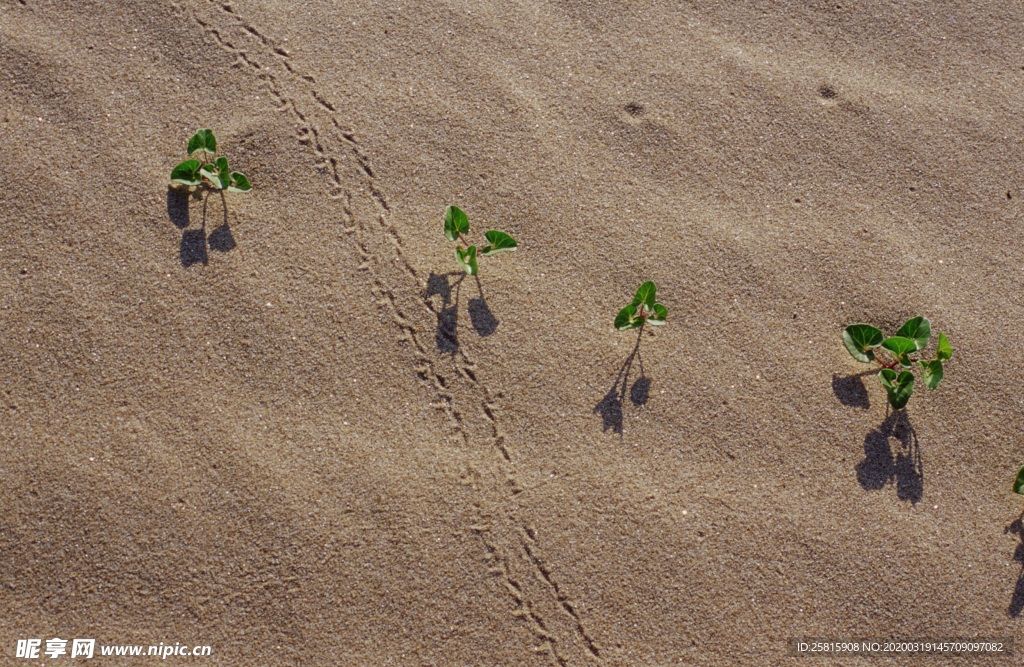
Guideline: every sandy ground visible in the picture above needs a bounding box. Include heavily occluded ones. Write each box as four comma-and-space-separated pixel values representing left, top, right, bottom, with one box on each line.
3, 0, 1024, 664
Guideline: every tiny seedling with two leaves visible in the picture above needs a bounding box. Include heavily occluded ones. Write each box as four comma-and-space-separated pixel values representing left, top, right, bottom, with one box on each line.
170, 129, 252, 193
443, 205, 517, 275
842, 317, 951, 410
615, 281, 667, 330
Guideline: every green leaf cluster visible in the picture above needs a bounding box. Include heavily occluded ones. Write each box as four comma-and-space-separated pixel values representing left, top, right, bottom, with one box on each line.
842, 317, 951, 410
615, 281, 668, 330
443, 205, 517, 275
171, 129, 251, 193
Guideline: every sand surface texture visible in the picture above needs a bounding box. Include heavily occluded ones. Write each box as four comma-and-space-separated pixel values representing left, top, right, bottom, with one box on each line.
3, 0, 1024, 664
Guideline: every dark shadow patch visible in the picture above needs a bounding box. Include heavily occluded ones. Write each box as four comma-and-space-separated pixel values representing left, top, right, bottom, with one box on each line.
436, 306, 459, 354
425, 272, 463, 354
167, 186, 190, 229
468, 298, 498, 337
624, 102, 645, 117
425, 272, 453, 305
855, 410, 922, 503
856, 427, 893, 491
1005, 512, 1024, 617
594, 330, 650, 435
424, 272, 500, 351
469, 275, 499, 336
1010, 578, 1024, 619
894, 451, 923, 502
180, 229, 208, 267
818, 84, 837, 99
832, 372, 871, 409
171, 188, 237, 266
208, 224, 236, 252
630, 376, 651, 406
594, 386, 625, 434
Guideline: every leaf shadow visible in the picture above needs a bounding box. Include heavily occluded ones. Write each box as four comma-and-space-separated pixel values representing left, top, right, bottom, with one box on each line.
208, 224, 236, 252
468, 275, 498, 337
593, 329, 651, 435
855, 409, 923, 503
180, 229, 208, 267
425, 272, 462, 354
169, 187, 237, 267
630, 375, 651, 406
1004, 511, 1024, 617
425, 273, 500, 352
832, 371, 874, 409
167, 185, 190, 229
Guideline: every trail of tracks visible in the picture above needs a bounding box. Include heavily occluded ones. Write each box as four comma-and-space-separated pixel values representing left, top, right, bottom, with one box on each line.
182, 2, 602, 663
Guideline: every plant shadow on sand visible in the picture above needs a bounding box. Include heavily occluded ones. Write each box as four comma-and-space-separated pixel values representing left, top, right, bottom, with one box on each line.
593, 329, 651, 435
831, 371, 874, 409
424, 272, 498, 354
855, 409, 923, 504
168, 185, 236, 267
1004, 512, 1024, 617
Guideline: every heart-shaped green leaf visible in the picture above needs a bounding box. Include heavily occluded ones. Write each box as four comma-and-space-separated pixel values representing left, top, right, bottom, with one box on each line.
215, 156, 230, 185
881, 336, 916, 367
897, 316, 931, 350
842, 324, 883, 363
615, 303, 643, 330
1014, 466, 1024, 495
936, 332, 952, 362
919, 359, 943, 390
200, 163, 225, 189
455, 244, 478, 275
634, 281, 657, 308
646, 302, 668, 325
188, 128, 217, 156
444, 205, 470, 242
227, 171, 252, 192
170, 159, 202, 185
480, 230, 517, 255
879, 368, 914, 410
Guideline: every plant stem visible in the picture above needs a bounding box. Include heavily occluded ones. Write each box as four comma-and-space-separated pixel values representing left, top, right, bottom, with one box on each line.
873, 349, 898, 370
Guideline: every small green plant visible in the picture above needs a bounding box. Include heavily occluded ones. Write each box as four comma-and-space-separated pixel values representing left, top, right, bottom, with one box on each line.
170, 129, 252, 193
615, 281, 667, 330
443, 205, 517, 275
842, 317, 951, 410
1014, 467, 1024, 495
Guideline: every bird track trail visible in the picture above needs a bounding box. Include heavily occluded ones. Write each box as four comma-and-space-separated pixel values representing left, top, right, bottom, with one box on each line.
181, 1, 602, 663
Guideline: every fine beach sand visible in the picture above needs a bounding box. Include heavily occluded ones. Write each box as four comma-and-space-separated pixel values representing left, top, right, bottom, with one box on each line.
3, 0, 1024, 664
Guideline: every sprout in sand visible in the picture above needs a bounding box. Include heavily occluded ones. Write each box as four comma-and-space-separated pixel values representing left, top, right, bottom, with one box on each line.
171, 129, 252, 193
842, 317, 951, 410
443, 205, 517, 276
615, 281, 667, 330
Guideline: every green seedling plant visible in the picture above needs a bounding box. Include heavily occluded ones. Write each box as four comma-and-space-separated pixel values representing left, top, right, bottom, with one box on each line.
170, 129, 252, 193
615, 281, 667, 330
1014, 467, 1024, 496
842, 317, 952, 410
443, 205, 517, 275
